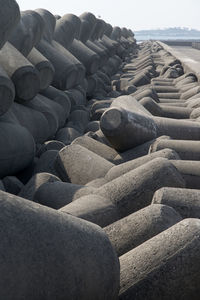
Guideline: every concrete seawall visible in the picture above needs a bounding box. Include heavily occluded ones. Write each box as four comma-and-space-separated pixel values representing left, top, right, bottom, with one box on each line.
158, 41, 200, 80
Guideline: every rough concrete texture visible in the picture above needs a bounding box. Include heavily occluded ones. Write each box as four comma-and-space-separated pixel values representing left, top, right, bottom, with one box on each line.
0, 0, 20, 49
170, 160, 200, 189
72, 135, 118, 162
100, 106, 158, 151
60, 194, 120, 227
150, 138, 200, 160
55, 144, 114, 184
113, 135, 171, 164
120, 219, 200, 299
34, 181, 96, 209
152, 187, 200, 219
0, 190, 120, 300
98, 157, 185, 217
105, 204, 182, 256
105, 148, 180, 182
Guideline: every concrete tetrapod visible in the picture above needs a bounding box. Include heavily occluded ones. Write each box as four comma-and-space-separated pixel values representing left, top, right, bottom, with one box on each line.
85, 120, 100, 132
0, 190, 120, 300
10, 102, 51, 143
105, 148, 180, 182
79, 12, 97, 42
152, 187, 200, 218
36, 38, 78, 90
113, 135, 171, 164
2, 176, 23, 195
34, 181, 97, 209
35, 9, 81, 89
170, 160, 200, 189
104, 204, 182, 256
100, 107, 157, 152
120, 218, 200, 300
88, 129, 113, 147
52, 40, 85, 86
41, 85, 71, 117
67, 109, 89, 133
0, 0, 20, 49
24, 96, 59, 137
0, 42, 40, 101
149, 138, 200, 160
69, 38, 100, 75
55, 144, 114, 184
154, 116, 200, 140
101, 107, 200, 151
110, 95, 152, 116
0, 2, 23, 111
140, 96, 192, 119
60, 194, 120, 227
53, 153, 186, 216
19, 172, 61, 201
66, 86, 86, 106
37, 140, 65, 157
0, 122, 35, 178
72, 135, 118, 162
97, 158, 185, 218
55, 127, 81, 145
86, 178, 107, 188
53, 13, 77, 49
53, 14, 86, 84
8, 10, 45, 57
25, 93, 67, 130
34, 150, 59, 177
27, 47, 55, 90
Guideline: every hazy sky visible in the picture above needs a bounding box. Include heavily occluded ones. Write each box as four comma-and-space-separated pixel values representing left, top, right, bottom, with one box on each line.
16, 0, 200, 31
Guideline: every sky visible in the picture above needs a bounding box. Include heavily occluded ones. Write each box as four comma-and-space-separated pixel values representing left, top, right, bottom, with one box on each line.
16, 0, 200, 32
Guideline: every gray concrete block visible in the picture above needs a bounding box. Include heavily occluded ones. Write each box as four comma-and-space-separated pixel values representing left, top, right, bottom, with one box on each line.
72, 135, 118, 162
0, 190, 120, 300
150, 138, 200, 160
98, 157, 185, 218
106, 148, 180, 182
152, 187, 200, 219
100, 107, 157, 151
120, 218, 200, 299
34, 181, 96, 209
34, 150, 59, 176
55, 126, 81, 145
0, 0, 20, 49
105, 204, 182, 256
0, 122, 35, 178
19, 172, 61, 201
55, 144, 114, 184
0, 42, 40, 101
60, 194, 120, 227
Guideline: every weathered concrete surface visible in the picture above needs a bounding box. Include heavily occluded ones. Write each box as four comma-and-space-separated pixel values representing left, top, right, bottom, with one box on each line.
120, 218, 200, 299
104, 204, 182, 256
152, 187, 200, 219
0, 190, 120, 300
